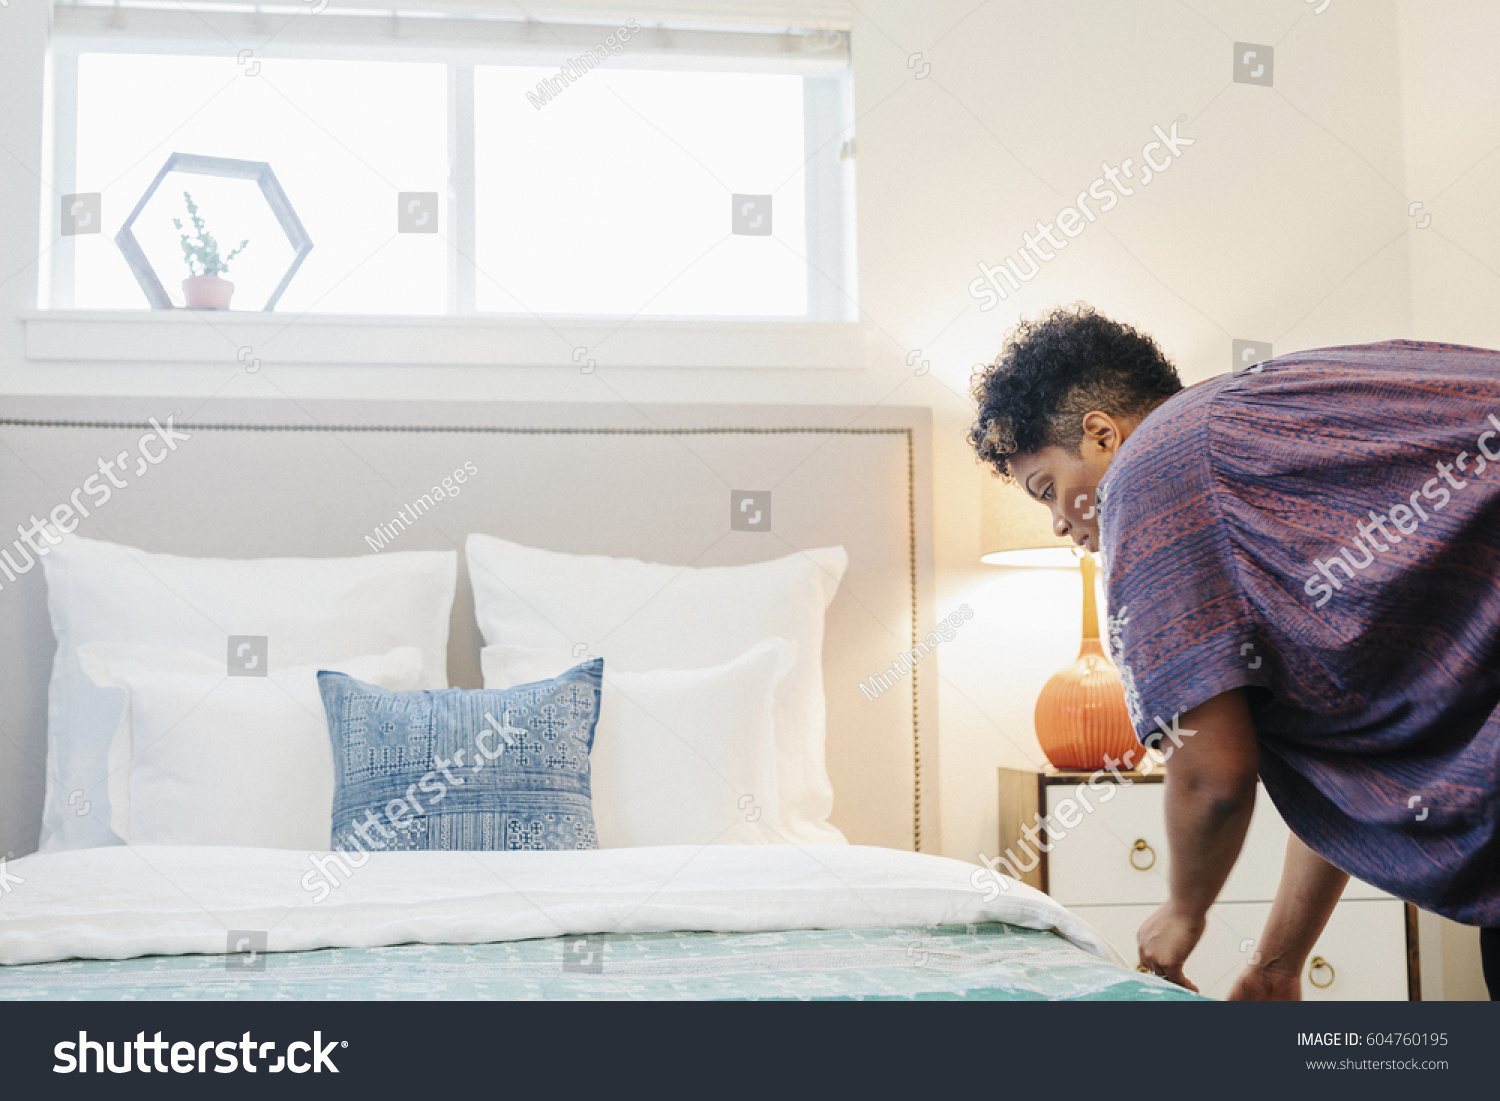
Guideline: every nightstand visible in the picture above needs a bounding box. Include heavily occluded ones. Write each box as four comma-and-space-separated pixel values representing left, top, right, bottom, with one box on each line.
998, 766, 1421, 1000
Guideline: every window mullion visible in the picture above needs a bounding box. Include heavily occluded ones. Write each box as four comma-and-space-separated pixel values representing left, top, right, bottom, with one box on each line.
802, 73, 854, 322
447, 62, 477, 316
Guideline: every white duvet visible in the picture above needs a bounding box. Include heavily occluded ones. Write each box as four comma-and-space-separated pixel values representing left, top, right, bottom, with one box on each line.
0, 844, 1122, 968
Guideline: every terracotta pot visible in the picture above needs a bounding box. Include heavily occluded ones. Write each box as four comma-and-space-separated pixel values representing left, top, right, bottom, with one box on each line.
183, 275, 234, 310
1033, 553, 1140, 771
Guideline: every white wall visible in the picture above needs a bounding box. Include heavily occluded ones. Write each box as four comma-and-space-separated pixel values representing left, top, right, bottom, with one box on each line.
0, 0, 1490, 991
1397, 0, 1500, 349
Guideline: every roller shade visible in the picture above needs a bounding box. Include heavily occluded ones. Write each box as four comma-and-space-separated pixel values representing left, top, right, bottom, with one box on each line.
53, 0, 853, 31
52, 0, 851, 69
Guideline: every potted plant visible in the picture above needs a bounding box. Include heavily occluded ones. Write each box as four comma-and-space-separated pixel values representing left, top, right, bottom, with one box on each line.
173, 191, 249, 309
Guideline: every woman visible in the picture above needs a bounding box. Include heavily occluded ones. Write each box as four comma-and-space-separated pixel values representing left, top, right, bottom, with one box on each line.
969, 304, 1499, 999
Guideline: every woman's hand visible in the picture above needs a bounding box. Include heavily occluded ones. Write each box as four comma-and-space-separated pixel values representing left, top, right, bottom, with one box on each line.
1136, 690, 1258, 992
1226, 834, 1346, 1001
1136, 898, 1206, 991
1226, 963, 1302, 1001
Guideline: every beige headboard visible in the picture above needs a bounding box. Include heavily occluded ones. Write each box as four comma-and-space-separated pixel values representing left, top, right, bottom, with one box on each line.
0, 396, 937, 857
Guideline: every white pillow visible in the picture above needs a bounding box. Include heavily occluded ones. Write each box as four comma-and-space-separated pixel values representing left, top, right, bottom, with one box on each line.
78, 644, 426, 848
40, 535, 457, 851
466, 535, 849, 845
482, 639, 795, 848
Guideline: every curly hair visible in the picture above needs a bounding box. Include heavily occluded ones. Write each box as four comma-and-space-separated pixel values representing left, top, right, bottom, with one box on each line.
968, 303, 1182, 480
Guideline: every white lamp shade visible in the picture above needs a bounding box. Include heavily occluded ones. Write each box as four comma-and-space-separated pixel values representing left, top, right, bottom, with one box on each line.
980, 474, 1077, 567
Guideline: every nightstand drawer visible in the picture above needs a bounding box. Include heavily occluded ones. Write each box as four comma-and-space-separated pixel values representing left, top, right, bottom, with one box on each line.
1043, 780, 1387, 906
1044, 779, 1171, 906
1074, 898, 1410, 1001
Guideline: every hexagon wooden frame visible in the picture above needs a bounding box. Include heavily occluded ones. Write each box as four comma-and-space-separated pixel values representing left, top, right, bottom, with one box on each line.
115, 152, 313, 311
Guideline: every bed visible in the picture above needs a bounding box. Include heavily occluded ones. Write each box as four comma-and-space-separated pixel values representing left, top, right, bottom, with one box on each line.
0, 845, 1192, 1001
0, 396, 1195, 1001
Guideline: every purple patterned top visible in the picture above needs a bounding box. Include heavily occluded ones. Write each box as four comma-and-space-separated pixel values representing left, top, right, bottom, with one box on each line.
1099, 340, 1500, 924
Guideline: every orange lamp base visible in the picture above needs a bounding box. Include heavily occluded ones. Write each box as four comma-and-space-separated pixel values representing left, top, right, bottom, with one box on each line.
1033, 553, 1138, 771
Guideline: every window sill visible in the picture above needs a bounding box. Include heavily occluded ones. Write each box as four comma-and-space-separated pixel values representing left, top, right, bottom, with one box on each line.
21, 311, 871, 370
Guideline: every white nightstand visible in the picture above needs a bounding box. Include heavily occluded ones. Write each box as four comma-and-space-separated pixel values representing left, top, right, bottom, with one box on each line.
998, 767, 1420, 1000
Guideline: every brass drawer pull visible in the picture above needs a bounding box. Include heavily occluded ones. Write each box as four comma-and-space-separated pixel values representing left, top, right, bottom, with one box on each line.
1308, 956, 1335, 988
1129, 838, 1156, 871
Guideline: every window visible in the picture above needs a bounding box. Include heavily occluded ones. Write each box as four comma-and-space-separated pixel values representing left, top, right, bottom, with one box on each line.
71, 54, 449, 315
45, 2, 856, 322
471, 67, 809, 317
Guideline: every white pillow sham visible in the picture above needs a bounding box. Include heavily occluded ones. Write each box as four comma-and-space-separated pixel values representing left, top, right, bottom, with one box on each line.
79, 643, 426, 849
482, 639, 795, 848
466, 534, 848, 845
40, 535, 456, 851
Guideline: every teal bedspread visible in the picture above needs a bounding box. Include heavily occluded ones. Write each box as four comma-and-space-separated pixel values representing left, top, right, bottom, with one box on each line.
0, 923, 1200, 1001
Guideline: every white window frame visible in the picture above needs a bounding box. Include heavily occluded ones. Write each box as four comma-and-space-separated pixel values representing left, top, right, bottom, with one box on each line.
32, 2, 866, 368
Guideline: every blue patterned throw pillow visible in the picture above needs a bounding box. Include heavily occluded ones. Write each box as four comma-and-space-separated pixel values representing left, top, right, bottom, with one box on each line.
317, 659, 601, 852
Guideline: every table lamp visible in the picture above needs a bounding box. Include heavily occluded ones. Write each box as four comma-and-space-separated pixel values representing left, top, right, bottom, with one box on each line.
980, 476, 1136, 770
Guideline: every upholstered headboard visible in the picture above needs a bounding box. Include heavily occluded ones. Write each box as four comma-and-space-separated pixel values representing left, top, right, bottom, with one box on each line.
0, 397, 937, 857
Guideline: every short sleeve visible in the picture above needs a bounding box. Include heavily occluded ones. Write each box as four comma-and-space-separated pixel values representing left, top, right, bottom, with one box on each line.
1099, 390, 1265, 749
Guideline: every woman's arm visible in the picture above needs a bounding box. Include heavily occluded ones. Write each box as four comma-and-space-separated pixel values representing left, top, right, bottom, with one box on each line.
1136, 688, 1260, 990
1227, 833, 1349, 1000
